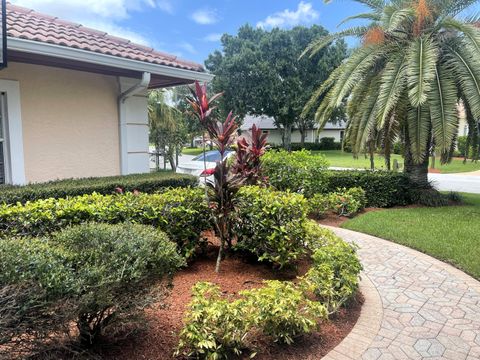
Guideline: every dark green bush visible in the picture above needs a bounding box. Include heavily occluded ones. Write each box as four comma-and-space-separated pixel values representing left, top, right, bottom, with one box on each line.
0, 187, 211, 257
234, 186, 309, 268
0, 171, 198, 205
285, 138, 341, 151
324, 170, 412, 207
262, 149, 330, 196
301, 222, 362, 314
0, 223, 184, 356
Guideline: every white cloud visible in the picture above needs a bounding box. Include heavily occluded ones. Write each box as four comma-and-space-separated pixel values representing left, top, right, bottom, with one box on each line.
10, 0, 156, 44
203, 33, 222, 42
191, 8, 218, 25
256, 1, 319, 29
157, 0, 174, 14
179, 42, 197, 54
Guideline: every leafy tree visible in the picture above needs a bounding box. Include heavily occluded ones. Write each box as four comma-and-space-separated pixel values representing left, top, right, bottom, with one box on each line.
206, 25, 347, 149
304, 0, 480, 187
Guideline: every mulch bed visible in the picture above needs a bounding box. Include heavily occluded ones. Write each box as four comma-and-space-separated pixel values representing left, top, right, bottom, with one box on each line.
95, 244, 363, 360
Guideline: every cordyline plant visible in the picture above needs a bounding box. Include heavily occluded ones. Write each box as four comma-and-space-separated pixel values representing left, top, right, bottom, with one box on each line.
186, 82, 268, 272
303, 0, 480, 188
231, 124, 269, 185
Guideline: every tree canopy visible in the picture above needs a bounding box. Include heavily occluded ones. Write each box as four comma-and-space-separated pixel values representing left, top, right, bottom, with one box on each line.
205, 24, 347, 148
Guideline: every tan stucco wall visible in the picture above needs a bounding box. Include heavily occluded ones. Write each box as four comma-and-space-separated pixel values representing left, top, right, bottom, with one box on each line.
0, 62, 120, 183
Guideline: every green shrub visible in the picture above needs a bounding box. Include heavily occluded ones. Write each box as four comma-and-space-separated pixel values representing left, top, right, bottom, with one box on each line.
176, 282, 250, 359
301, 222, 362, 314
176, 280, 327, 359
457, 135, 468, 157
0, 171, 198, 205
281, 138, 341, 151
0, 223, 184, 355
234, 186, 309, 268
240, 280, 326, 344
393, 141, 403, 155
308, 193, 330, 219
308, 187, 366, 218
328, 187, 366, 217
0, 187, 211, 257
324, 170, 412, 207
262, 150, 330, 197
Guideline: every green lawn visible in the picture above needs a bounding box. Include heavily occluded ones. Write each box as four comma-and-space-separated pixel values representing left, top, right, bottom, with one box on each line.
342, 193, 480, 279
312, 150, 480, 174
182, 147, 204, 156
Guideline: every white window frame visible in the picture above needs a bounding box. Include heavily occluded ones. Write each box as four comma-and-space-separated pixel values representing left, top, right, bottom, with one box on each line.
0, 79, 25, 185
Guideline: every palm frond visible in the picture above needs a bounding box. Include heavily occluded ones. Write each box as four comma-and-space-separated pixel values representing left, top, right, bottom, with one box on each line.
429, 64, 459, 161
407, 36, 438, 107
300, 26, 371, 58
382, 7, 415, 32
328, 45, 384, 108
407, 105, 431, 163
338, 12, 381, 27
446, 43, 480, 118
377, 52, 408, 127
442, 18, 480, 53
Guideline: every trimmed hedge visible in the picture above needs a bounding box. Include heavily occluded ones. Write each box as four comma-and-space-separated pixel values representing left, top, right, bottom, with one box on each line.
301, 221, 362, 314
262, 150, 330, 197
0, 223, 184, 355
271, 138, 342, 151
0, 188, 211, 258
0, 171, 198, 205
234, 186, 309, 268
324, 170, 412, 207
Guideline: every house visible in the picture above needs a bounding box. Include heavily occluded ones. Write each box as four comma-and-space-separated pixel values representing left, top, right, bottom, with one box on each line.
240, 115, 346, 146
0, 3, 212, 185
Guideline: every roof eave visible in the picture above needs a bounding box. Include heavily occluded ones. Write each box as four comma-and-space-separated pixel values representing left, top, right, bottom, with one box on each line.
8, 37, 214, 83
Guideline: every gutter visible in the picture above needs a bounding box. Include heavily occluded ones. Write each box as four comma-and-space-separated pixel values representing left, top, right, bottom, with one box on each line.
118, 72, 151, 175
8, 37, 214, 82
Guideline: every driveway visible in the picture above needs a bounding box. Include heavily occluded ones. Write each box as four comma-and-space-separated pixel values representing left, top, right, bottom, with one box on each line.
329, 167, 480, 194
429, 173, 480, 194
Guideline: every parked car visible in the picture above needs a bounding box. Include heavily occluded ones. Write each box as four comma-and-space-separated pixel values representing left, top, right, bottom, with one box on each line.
176, 150, 234, 182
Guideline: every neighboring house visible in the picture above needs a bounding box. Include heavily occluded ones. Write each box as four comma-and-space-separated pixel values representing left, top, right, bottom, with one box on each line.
0, 3, 212, 185
240, 115, 346, 145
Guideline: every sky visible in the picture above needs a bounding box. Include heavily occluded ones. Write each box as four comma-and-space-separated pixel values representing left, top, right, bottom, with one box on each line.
9, 0, 468, 66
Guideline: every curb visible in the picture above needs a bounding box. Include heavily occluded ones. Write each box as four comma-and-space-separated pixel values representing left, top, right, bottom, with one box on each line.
322, 274, 383, 360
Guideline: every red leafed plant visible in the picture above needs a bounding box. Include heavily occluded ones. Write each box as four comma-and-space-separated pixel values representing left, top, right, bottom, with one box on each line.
186, 81, 267, 272
231, 124, 268, 185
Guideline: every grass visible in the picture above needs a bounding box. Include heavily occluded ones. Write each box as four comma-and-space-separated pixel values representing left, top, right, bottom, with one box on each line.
182, 147, 205, 156
342, 193, 480, 279
312, 150, 480, 174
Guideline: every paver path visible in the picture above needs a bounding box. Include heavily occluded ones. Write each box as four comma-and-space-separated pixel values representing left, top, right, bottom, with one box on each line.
326, 226, 480, 360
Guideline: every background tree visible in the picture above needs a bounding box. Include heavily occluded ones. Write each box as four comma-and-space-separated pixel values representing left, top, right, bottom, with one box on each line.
148, 90, 187, 171
206, 24, 347, 150
303, 0, 480, 187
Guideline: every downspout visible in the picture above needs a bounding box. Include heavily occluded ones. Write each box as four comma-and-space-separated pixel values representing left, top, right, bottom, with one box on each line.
118, 72, 151, 175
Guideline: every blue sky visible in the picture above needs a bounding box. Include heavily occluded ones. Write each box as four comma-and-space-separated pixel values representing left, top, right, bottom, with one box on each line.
11, 0, 372, 64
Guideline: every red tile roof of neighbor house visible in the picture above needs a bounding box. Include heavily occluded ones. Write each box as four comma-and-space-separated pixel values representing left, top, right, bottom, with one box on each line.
6, 2, 206, 73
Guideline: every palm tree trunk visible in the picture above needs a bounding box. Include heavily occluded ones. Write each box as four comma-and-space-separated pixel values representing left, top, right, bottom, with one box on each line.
404, 144, 430, 188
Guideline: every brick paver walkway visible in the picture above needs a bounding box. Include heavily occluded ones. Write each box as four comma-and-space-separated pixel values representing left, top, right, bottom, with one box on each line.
325, 226, 480, 360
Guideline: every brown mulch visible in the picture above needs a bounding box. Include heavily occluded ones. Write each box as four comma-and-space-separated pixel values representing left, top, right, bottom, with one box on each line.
96, 245, 362, 360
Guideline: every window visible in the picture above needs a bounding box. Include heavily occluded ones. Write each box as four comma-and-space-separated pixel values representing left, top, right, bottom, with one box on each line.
0, 92, 7, 184
262, 130, 269, 134
340, 130, 345, 143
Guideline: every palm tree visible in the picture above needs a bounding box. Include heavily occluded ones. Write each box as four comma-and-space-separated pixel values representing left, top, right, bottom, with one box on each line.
148, 90, 183, 170
303, 0, 480, 187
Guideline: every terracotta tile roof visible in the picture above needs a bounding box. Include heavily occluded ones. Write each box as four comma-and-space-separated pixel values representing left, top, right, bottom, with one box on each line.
6, 2, 205, 72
